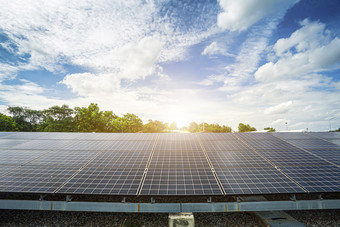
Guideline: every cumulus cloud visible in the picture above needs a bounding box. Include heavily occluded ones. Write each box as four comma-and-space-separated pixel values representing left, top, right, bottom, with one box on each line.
217, 0, 299, 32
61, 73, 121, 97
255, 20, 340, 81
264, 101, 293, 115
119, 37, 163, 80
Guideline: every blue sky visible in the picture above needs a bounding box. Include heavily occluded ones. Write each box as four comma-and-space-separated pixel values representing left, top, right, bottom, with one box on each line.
0, 0, 340, 131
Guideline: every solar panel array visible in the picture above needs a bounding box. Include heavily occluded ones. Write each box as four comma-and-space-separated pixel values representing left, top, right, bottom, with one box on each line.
0, 132, 339, 196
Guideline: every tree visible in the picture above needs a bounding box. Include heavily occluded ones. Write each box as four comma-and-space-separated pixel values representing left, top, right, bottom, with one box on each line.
264, 127, 276, 132
143, 120, 166, 133
74, 103, 107, 132
238, 123, 256, 132
168, 122, 178, 131
0, 113, 18, 131
39, 105, 75, 132
188, 122, 200, 133
7, 106, 43, 131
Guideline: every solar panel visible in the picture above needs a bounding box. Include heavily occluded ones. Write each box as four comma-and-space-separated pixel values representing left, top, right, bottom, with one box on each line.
155, 140, 201, 151
27, 150, 100, 167
274, 132, 314, 140
0, 132, 18, 138
197, 133, 237, 141
207, 150, 271, 168
0, 139, 28, 149
0, 165, 81, 193
237, 133, 277, 140
104, 140, 155, 151
0, 165, 19, 176
2, 132, 48, 139
305, 149, 340, 165
10, 139, 73, 150
0, 149, 49, 165
308, 132, 340, 139
141, 150, 222, 195
39, 132, 83, 140
215, 167, 305, 195
158, 133, 198, 141
240, 139, 297, 150
201, 140, 250, 151
57, 151, 150, 195
0, 132, 339, 196
280, 165, 340, 192
256, 149, 330, 167
56, 140, 115, 151
283, 139, 340, 150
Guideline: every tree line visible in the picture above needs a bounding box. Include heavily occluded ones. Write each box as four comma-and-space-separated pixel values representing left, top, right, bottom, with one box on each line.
0, 103, 262, 133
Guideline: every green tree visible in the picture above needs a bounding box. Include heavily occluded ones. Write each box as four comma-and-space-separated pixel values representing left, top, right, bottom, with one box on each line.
264, 127, 276, 132
0, 113, 18, 131
7, 106, 43, 131
238, 123, 256, 132
188, 122, 200, 133
74, 103, 107, 132
39, 105, 75, 132
143, 120, 166, 133
168, 122, 178, 131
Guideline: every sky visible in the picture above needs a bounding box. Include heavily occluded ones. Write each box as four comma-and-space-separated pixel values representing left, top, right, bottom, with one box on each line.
0, 0, 340, 131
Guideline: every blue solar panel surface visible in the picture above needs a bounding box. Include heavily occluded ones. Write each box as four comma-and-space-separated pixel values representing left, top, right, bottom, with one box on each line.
0, 132, 339, 196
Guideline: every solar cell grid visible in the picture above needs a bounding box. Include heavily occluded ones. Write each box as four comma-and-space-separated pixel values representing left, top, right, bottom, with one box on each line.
141, 149, 222, 195
149, 151, 209, 169
0, 149, 49, 165
0, 132, 18, 138
274, 132, 314, 140
197, 133, 237, 141
215, 167, 305, 195
237, 133, 276, 140
0, 165, 19, 176
201, 140, 250, 151
112, 133, 158, 141
0, 139, 28, 149
328, 139, 340, 146
207, 150, 271, 168
39, 133, 82, 140
242, 139, 297, 150
10, 139, 73, 150
158, 133, 198, 141
280, 165, 340, 192
285, 139, 340, 150
105, 140, 154, 151
256, 150, 330, 167
27, 150, 100, 167
141, 168, 222, 195
155, 140, 201, 151
58, 167, 144, 195
58, 140, 113, 151
0, 166, 80, 193
3, 132, 48, 139
306, 149, 340, 165
86, 151, 150, 168
74, 133, 122, 141
57, 151, 151, 195
308, 132, 340, 139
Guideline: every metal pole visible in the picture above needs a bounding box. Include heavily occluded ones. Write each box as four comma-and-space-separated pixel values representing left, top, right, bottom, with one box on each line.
329, 117, 336, 131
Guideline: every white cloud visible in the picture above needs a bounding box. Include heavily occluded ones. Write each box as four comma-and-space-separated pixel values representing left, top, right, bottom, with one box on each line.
119, 37, 163, 80
0, 0, 219, 81
201, 41, 233, 57
255, 20, 340, 81
61, 73, 121, 97
264, 101, 293, 115
217, 0, 299, 32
